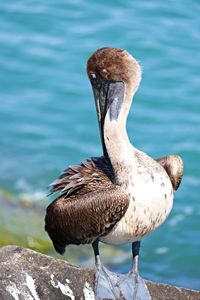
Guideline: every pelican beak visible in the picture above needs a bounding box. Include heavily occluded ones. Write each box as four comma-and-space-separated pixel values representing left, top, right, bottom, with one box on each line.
89, 74, 125, 140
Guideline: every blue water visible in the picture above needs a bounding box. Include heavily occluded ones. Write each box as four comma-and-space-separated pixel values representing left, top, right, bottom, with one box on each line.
0, 0, 200, 290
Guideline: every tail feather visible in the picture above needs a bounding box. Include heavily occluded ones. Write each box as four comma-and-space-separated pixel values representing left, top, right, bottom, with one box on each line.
53, 240, 67, 255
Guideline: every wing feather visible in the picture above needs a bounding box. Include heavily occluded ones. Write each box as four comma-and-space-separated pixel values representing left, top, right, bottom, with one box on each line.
45, 185, 129, 254
155, 155, 184, 191
48, 157, 114, 197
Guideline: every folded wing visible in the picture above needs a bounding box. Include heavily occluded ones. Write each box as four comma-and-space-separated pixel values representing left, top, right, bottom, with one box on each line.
156, 155, 184, 191
45, 157, 129, 254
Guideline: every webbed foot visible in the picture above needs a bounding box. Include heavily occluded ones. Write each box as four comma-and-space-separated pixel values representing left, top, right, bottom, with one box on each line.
95, 266, 151, 299
92, 240, 151, 299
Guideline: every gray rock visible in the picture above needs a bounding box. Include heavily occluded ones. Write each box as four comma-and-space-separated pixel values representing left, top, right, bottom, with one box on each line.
0, 245, 94, 300
0, 245, 199, 300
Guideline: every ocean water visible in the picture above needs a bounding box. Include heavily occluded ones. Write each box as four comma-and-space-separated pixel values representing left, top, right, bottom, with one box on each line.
0, 0, 200, 290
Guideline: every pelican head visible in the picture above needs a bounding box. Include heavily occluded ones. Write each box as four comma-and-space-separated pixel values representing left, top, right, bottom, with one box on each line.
87, 47, 141, 154
87, 47, 141, 91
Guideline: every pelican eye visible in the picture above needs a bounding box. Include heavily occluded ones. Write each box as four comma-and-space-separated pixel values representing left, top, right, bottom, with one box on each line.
90, 73, 96, 79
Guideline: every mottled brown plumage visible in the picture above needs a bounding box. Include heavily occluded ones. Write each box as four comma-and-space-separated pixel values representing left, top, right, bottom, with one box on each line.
87, 47, 139, 85
45, 154, 183, 254
156, 155, 184, 191
45, 157, 129, 254
48, 157, 114, 197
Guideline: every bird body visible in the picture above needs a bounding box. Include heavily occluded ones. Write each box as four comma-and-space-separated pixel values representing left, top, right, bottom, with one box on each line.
100, 148, 174, 245
45, 47, 183, 299
45, 47, 183, 252
46, 150, 180, 251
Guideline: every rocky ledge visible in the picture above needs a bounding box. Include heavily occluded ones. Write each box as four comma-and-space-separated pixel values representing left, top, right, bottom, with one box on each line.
0, 245, 199, 300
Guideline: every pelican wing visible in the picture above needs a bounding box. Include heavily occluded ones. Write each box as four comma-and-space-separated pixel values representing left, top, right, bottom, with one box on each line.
45, 184, 129, 254
46, 156, 129, 254
155, 155, 184, 191
49, 157, 114, 197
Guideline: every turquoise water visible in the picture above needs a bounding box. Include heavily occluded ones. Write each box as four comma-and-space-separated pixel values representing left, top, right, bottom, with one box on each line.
0, 0, 200, 289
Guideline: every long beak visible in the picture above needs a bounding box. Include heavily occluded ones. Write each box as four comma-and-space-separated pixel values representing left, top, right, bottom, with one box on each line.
89, 74, 125, 155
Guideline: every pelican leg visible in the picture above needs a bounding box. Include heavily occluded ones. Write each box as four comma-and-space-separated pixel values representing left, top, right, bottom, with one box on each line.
130, 241, 152, 300
92, 240, 118, 299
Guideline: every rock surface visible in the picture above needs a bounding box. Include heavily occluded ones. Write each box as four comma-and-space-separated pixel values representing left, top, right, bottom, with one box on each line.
0, 245, 199, 300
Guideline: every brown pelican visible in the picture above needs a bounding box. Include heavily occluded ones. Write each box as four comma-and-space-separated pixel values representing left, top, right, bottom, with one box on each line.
45, 47, 183, 299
